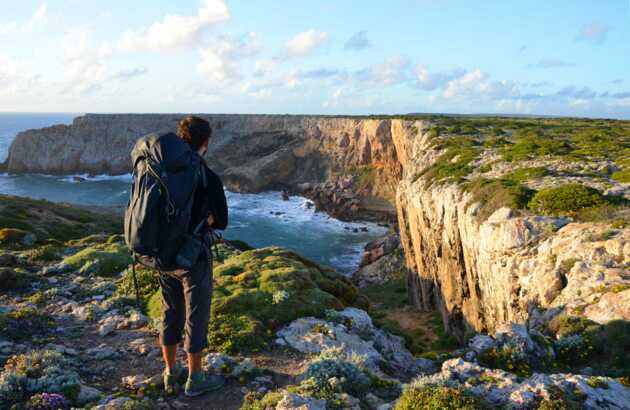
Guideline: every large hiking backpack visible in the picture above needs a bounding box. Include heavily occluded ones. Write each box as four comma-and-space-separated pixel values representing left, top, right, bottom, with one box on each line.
124, 132, 201, 270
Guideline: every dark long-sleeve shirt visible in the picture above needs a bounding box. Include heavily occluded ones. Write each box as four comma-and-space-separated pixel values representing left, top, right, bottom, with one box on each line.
190, 161, 228, 233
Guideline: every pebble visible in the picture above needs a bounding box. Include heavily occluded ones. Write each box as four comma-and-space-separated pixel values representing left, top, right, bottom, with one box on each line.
122, 374, 148, 389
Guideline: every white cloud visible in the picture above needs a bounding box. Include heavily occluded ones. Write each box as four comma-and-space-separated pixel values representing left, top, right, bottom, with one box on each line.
119, 0, 230, 52
355, 55, 410, 86
570, 98, 593, 110
443, 70, 517, 100
323, 86, 377, 108
254, 60, 275, 77
285, 29, 328, 57
62, 29, 107, 94
196, 32, 261, 84
0, 3, 48, 35
444, 70, 486, 98
415, 64, 465, 90
496, 98, 539, 114
0, 22, 18, 35
26, 3, 48, 30
530, 59, 575, 69
344, 30, 371, 50
0, 53, 42, 97
576, 21, 610, 44
197, 47, 239, 83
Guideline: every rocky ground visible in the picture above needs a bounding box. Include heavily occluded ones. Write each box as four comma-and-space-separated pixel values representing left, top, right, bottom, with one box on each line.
1, 185, 630, 409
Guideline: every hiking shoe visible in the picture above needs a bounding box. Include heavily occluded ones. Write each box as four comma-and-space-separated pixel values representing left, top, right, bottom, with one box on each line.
184, 372, 225, 397
163, 365, 186, 395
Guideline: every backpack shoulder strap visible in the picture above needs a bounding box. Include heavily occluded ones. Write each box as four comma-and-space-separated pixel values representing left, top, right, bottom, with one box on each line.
198, 157, 208, 189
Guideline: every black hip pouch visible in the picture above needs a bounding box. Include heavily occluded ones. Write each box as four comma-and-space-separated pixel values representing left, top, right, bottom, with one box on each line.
175, 234, 204, 270
175, 219, 208, 270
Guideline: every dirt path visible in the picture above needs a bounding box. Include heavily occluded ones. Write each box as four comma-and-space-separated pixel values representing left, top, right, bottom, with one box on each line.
0, 268, 310, 410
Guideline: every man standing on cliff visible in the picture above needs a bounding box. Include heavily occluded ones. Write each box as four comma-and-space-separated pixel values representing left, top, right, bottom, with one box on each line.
160, 116, 228, 396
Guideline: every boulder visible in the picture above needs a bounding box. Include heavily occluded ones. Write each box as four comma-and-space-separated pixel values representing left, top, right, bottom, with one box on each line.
276, 393, 326, 410
76, 384, 102, 405
431, 358, 630, 409
276, 308, 434, 377
468, 335, 496, 353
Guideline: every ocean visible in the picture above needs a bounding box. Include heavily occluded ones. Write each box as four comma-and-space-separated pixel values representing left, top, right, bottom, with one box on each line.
0, 113, 387, 274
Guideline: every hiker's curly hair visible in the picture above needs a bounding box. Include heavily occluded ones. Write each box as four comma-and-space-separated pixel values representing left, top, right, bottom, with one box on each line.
176, 115, 212, 151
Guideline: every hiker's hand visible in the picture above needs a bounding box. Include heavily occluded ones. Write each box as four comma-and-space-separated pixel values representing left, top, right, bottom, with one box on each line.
207, 214, 215, 226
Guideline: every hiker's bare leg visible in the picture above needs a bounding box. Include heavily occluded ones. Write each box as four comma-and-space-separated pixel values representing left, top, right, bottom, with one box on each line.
162, 344, 178, 370
187, 351, 203, 376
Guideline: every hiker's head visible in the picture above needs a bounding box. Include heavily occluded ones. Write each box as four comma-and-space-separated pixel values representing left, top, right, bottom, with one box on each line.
177, 116, 211, 155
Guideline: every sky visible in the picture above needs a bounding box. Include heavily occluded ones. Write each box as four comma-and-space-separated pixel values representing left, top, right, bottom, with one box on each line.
0, 0, 629, 118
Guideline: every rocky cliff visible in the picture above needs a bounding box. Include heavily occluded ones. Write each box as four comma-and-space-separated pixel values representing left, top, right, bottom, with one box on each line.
396, 129, 630, 340
7, 114, 630, 343
6, 114, 404, 220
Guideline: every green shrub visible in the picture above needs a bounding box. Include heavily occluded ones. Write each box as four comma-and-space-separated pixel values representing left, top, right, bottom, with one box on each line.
0, 308, 54, 341
464, 178, 533, 221
528, 184, 607, 217
394, 386, 490, 410
558, 258, 580, 274
569, 129, 623, 160
548, 315, 600, 338
575, 204, 626, 223
20, 244, 63, 262
415, 136, 480, 184
62, 242, 132, 277
477, 347, 531, 377
241, 391, 284, 410
502, 134, 571, 161
547, 316, 630, 376
611, 169, 630, 183
586, 377, 609, 389
505, 166, 549, 182
116, 265, 159, 304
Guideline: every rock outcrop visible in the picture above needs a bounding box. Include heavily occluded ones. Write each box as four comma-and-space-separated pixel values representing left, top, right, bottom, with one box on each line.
395, 128, 630, 340
6, 114, 405, 220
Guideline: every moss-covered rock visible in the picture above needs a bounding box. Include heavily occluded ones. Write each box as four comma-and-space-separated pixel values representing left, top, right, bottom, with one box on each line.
62, 242, 131, 277
148, 246, 363, 353
20, 243, 63, 263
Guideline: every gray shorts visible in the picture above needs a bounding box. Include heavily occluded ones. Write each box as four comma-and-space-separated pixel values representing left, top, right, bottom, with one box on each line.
158, 252, 212, 353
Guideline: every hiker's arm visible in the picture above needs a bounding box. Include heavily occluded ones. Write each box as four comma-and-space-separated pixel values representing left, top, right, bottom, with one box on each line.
207, 170, 228, 230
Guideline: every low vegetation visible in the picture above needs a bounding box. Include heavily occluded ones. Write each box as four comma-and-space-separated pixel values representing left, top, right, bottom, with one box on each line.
62, 242, 132, 277
464, 178, 533, 221
394, 386, 490, 410
147, 246, 364, 353
0, 307, 55, 342
0, 194, 122, 244
408, 116, 630, 224
528, 184, 610, 217
545, 315, 630, 376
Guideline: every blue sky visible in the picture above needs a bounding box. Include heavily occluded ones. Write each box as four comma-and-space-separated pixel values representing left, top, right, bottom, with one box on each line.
1, 0, 629, 118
